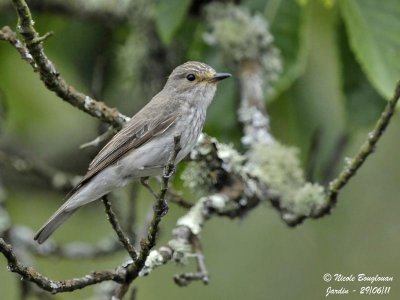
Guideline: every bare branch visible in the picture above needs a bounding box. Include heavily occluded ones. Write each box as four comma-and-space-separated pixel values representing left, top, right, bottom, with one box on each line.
33, 238, 122, 259
167, 189, 193, 209
0, 150, 79, 192
136, 136, 181, 266
80, 126, 115, 149
115, 136, 181, 298
11, 0, 128, 23
140, 177, 158, 200
1, 0, 399, 295
102, 196, 138, 261
174, 235, 209, 286
7, 0, 129, 127
8, 225, 122, 259
0, 26, 37, 70
0, 238, 125, 293
322, 80, 400, 217
238, 60, 274, 146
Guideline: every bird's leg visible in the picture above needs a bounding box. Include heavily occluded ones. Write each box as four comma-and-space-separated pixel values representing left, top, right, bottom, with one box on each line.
162, 165, 176, 179
140, 177, 158, 200
162, 135, 181, 180
140, 176, 168, 216
153, 198, 169, 217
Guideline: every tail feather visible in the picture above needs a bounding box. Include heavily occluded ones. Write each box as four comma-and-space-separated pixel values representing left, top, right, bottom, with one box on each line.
34, 205, 78, 244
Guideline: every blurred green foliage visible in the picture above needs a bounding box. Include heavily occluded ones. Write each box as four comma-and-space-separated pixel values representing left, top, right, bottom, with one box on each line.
1, 0, 400, 299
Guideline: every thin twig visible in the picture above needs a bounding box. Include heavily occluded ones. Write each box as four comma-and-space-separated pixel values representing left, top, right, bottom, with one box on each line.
0, 150, 78, 192
0, 238, 125, 293
102, 196, 138, 261
80, 126, 115, 149
32, 238, 123, 259
155, 176, 193, 209
8, 225, 123, 259
321, 81, 400, 217
0, 0, 398, 296
137, 135, 181, 266
167, 189, 193, 209
0, 0, 129, 23
140, 177, 158, 199
0, 26, 37, 70
115, 136, 181, 298
174, 235, 209, 286
8, 0, 129, 127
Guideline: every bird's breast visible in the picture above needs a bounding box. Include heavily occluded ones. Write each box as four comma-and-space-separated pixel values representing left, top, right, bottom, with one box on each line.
175, 106, 206, 161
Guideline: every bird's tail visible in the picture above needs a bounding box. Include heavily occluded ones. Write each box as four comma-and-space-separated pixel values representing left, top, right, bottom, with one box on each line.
34, 204, 78, 244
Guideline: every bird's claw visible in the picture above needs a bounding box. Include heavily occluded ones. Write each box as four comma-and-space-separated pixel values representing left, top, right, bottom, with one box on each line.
154, 200, 169, 217
163, 165, 176, 179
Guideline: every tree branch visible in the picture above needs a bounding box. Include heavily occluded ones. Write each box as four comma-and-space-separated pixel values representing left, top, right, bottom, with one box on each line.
1, 0, 399, 295
174, 235, 209, 286
0, 238, 125, 293
114, 135, 181, 298
7, 0, 129, 127
238, 60, 274, 146
0, 26, 37, 71
322, 80, 400, 216
102, 196, 138, 261
0, 150, 79, 192
0, 0, 129, 24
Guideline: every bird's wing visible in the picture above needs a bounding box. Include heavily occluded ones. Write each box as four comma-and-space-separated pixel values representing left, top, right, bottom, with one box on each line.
66, 111, 178, 198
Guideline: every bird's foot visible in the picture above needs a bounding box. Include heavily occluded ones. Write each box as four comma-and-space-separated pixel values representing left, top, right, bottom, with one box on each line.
163, 165, 176, 179
154, 200, 169, 217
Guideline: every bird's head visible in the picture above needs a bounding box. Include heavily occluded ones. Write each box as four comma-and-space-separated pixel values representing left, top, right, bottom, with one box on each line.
164, 61, 231, 107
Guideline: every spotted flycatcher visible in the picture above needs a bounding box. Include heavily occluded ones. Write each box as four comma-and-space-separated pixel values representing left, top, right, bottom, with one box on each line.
34, 61, 231, 243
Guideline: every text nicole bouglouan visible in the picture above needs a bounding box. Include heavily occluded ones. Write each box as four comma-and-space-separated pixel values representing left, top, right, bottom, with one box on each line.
322, 273, 393, 297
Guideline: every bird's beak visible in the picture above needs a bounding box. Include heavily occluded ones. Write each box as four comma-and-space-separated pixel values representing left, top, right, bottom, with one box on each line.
210, 73, 232, 82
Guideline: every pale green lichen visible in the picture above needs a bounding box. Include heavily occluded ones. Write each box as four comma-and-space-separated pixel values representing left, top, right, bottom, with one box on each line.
184, 137, 327, 221
247, 142, 327, 218
204, 3, 282, 93
143, 250, 164, 269
247, 142, 304, 191
292, 183, 326, 215
168, 237, 191, 265
182, 139, 244, 195
176, 200, 206, 234
217, 142, 245, 174
181, 161, 211, 195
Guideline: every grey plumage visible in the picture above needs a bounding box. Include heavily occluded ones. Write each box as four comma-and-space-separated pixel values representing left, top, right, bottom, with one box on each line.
34, 61, 231, 244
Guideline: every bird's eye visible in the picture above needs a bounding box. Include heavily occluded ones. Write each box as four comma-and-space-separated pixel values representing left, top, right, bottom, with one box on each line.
186, 74, 196, 81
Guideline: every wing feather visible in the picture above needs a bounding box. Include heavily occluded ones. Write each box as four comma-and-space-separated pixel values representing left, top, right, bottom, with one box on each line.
66, 112, 178, 198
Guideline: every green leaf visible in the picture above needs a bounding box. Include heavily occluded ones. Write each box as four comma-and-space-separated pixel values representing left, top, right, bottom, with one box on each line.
266, 0, 308, 99
155, 0, 192, 45
339, 24, 385, 129
340, 0, 400, 99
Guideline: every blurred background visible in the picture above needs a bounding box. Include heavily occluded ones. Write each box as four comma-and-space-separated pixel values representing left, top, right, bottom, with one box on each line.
1, 0, 400, 299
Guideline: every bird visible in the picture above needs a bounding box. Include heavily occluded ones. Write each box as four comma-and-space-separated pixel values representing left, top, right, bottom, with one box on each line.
34, 61, 231, 244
